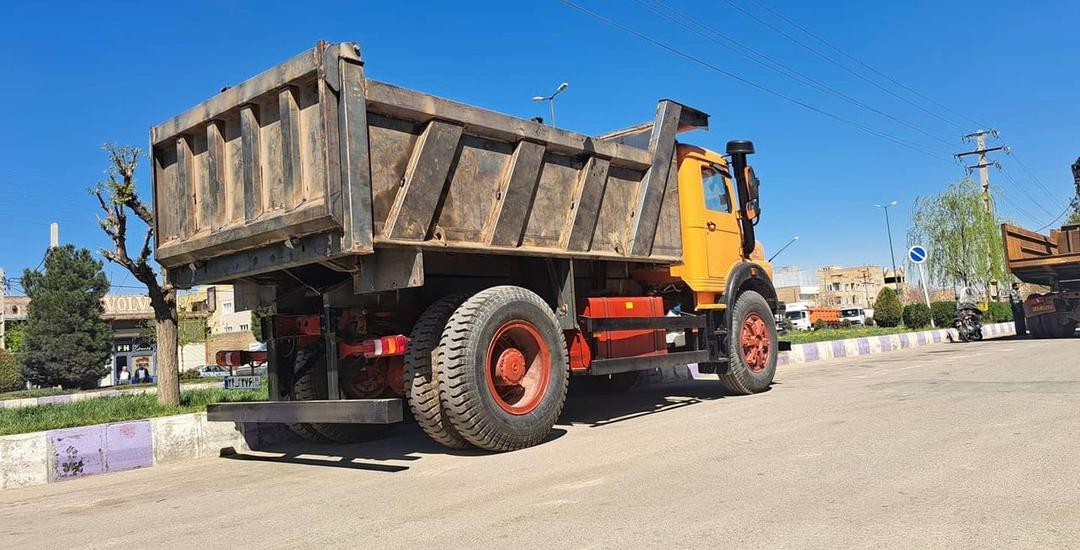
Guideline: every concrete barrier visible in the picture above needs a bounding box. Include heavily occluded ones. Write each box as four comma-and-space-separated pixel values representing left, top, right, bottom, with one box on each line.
1, 413, 246, 490
1, 323, 1018, 490
653, 322, 1017, 382
0, 381, 221, 410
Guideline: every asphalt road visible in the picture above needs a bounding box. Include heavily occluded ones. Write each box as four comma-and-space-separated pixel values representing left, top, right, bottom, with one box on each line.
3, 336, 1079, 549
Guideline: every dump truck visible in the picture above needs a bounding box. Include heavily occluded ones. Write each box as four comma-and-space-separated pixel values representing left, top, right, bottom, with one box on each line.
151, 41, 785, 451
1002, 222, 1080, 338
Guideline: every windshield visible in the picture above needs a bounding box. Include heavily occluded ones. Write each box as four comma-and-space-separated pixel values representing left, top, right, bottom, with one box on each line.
841, 309, 861, 317
785, 311, 807, 320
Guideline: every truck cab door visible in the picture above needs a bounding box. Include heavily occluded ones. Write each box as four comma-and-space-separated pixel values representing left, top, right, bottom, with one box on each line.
699, 164, 742, 279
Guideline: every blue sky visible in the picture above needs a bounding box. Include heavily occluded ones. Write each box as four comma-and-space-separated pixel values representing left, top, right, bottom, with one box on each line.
2, 0, 1078, 293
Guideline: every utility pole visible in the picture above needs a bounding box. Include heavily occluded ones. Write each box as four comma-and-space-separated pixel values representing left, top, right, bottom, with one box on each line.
956, 129, 1004, 214
873, 201, 901, 292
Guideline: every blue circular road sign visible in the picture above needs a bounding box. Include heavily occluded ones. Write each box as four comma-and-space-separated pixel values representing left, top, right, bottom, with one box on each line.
909, 245, 927, 264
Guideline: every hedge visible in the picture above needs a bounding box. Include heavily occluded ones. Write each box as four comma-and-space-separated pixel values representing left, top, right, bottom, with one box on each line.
902, 303, 932, 328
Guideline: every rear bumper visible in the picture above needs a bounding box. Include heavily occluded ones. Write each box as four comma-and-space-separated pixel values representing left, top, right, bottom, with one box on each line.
207, 399, 404, 424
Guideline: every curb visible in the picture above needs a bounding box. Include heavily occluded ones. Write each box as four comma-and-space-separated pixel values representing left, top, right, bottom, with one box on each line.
649, 322, 1017, 382
1, 323, 1018, 490
0, 382, 221, 410
0, 412, 248, 490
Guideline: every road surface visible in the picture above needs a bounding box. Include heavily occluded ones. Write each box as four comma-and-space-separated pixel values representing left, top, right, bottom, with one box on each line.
2, 336, 1078, 548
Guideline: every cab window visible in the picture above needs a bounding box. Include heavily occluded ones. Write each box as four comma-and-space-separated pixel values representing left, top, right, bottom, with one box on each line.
702, 166, 731, 213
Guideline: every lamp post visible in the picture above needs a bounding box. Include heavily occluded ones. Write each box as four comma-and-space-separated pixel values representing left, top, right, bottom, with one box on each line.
768, 235, 799, 263
873, 201, 900, 292
532, 82, 568, 128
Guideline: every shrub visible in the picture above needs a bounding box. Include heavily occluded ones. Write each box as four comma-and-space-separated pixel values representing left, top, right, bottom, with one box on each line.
840, 319, 852, 328
902, 303, 932, 328
179, 369, 202, 381
986, 301, 1013, 322
813, 318, 826, 330
930, 301, 956, 328
873, 287, 903, 327
0, 349, 24, 393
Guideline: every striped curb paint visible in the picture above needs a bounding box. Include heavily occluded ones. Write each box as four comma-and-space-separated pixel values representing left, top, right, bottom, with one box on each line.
677, 322, 1017, 381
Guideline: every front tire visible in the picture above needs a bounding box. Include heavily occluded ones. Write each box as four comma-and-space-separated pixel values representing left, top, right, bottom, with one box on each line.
437, 286, 569, 452
720, 290, 778, 395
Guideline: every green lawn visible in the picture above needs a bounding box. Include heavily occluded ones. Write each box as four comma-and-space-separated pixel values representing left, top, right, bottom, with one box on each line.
0, 386, 268, 436
783, 325, 935, 345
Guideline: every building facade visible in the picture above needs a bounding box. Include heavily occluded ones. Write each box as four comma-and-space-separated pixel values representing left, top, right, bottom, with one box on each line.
178, 285, 259, 364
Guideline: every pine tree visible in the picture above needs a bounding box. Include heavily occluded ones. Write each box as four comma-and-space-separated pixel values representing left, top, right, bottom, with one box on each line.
21, 245, 114, 389
873, 287, 903, 328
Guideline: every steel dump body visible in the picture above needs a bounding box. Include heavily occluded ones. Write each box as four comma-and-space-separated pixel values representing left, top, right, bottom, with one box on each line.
1002, 223, 1080, 289
151, 41, 707, 289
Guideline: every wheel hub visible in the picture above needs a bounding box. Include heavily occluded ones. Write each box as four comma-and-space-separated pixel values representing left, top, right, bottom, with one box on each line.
740, 312, 771, 373
485, 320, 552, 415
494, 348, 527, 386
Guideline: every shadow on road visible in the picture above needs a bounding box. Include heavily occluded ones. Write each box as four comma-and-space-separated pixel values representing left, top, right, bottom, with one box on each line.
216, 378, 739, 471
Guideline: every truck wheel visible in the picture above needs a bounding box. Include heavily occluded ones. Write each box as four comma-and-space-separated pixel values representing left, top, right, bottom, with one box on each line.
1027, 316, 1047, 339
437, 286, 569, 452
293, 358, 393, 444
404, 293, 472, 449
287, 370, 328, 441
720, 290, 778, 395
1044, 318, 1076, 338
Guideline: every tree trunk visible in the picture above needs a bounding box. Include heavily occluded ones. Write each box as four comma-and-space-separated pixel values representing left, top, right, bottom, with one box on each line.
150, 286, 180, 406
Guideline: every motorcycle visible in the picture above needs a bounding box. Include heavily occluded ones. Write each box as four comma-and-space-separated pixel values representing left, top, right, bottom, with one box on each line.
954, 301, 984, 342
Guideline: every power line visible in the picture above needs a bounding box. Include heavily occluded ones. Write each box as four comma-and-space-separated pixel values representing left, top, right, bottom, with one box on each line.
635, 0, 957, 151
1002, 145, 1062, 203
1037, 204, 1074, 232
741, 0, 988, 131
719, 0, 967, 137
998, 166, 1057, 217
558, 0, 954, 161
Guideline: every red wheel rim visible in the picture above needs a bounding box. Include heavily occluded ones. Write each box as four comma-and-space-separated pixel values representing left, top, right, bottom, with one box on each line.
485, 320, 551, 415
740, 312, 771, 373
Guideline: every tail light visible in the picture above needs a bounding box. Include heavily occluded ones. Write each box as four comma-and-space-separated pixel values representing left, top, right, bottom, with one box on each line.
362, 335, 408, 357
339, 335, 410, 360
216, 350, 268, 367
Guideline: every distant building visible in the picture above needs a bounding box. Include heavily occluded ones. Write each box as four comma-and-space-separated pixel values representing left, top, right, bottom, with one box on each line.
178, 285, 259, 365
817, 265, 901, 308
773, 266, 819, 307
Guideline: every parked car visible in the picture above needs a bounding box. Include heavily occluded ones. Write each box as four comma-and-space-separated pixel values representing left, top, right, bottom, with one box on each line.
194, 365, 230, 378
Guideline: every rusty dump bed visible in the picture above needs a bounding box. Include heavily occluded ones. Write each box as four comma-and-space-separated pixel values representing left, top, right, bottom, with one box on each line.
151, 41, 708, 289
1002, 223, 1080, 288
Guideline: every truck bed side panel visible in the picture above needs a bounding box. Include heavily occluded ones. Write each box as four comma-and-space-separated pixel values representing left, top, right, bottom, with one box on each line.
153, 41, 700, 287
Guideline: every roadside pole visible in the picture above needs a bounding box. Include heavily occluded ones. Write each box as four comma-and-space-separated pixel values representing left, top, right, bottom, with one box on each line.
909, 246, 933, 327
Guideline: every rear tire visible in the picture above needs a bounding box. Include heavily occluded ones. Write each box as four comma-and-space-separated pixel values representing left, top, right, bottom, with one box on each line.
1027, 315, 1047, 339
720, 290, 778, 395
293, 360, 393, 444
437, 286, 569, 452
404, 293, 472, 449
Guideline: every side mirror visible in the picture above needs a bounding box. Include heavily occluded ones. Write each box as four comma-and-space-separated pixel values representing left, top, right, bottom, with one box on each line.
744, 165, 760, 221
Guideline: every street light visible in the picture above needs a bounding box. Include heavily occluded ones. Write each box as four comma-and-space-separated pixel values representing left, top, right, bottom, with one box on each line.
873, 201, 900, 291
768, 235, 799, 263
532, 82, 568, 128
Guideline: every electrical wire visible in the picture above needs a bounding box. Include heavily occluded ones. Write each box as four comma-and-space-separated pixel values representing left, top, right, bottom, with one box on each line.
558, 0, 954, 161
636, 0, 957, 150
743, 0, 988, 131
998, 166, 1058, 217
1036, 204, 1074, 232
1005, 146, 1062, 202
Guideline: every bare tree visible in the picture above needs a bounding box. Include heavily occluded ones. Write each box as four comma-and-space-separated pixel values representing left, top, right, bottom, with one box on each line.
94, 144, 180, 405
